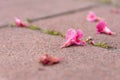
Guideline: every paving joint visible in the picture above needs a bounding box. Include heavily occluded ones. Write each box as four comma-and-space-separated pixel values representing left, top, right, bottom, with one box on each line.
29, 4, 99, 22
0, 3, 100, 28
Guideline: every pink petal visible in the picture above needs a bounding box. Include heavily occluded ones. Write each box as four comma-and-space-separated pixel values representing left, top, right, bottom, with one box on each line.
61, 29, 86, 48
76, 29, 83, 39
66, 28, 77, 40
111, 8, 120, 14
15, 18, 28, 27
61, 39, 73, 48
96, 21, 107, 33
40, 54, 61, 65
103, 26, 115, 35
87, 11, 98, 22
96, 21, 115, 35
86, 36, 95, 45
74, 40, 86, 46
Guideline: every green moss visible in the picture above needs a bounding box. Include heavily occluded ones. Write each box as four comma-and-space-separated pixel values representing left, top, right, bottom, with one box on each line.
93, 42, 113, 49
29, 25, 41, 30
100, 0, 111, 4
43, 29, 65, 38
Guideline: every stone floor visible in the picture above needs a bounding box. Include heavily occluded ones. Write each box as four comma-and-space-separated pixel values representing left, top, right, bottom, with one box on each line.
0, 0, 120, 80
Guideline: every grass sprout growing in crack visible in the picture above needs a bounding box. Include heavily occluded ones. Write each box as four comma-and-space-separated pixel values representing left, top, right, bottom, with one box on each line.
43, 29, 65, 38
93, 42, 113, 49
86, 36, 113, 49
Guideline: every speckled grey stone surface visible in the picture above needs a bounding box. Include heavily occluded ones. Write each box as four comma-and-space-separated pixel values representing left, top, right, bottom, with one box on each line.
0, 1, 120, 80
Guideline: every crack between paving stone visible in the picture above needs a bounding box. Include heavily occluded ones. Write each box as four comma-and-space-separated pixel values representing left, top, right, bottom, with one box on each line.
0, 3, 101, 29
29, 4, 99, 22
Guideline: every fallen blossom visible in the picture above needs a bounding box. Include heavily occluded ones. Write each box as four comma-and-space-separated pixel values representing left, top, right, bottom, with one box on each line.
87, 11, 101, 22
40, 54, 61, 65
96, 21, 115, 35
61, 28, 86, 48
86, 36, 95, 45
15, 18, 28, 27
111, 8, 120, 14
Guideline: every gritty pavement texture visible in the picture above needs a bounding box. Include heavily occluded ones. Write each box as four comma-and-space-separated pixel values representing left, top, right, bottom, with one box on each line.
0, 0, 96, 25
0, 0, 120, 80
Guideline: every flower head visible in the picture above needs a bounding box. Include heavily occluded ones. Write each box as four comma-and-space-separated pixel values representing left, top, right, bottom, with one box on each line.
96, 21, 115, 35
40, 54, 61, 65
61, 28, 86, 48
87, 11, 101, 22
15, 18, 28, 27
86, 36, 95, 45
111, 8, 120, 14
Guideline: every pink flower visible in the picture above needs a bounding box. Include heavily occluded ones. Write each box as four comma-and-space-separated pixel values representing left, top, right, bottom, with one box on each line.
96, 21, 115, 35
87, 11, 101, 22
111, 8, 120, 14
40, 54, 61, 65
15, 18, 28, 27
86, 36, 95, 45
61, 28, 86, 48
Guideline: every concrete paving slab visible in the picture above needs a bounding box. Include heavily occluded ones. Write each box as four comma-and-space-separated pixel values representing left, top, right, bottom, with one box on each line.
0, 4, 120, 80
0, 27, 120, 80
0, 0, 96, 26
